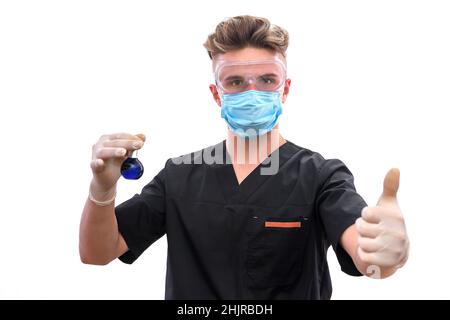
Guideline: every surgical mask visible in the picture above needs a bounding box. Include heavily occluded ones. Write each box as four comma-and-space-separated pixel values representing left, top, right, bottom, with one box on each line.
220, 89, 282, 138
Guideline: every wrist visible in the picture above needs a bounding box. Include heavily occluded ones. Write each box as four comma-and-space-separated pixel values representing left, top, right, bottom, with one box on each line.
89, 181, 117, 206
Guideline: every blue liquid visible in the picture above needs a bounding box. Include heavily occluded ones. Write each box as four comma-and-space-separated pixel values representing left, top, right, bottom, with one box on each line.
121, 157, 144, 180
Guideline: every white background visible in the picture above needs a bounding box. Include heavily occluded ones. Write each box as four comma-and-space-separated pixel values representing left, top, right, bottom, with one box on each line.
0, 0, 449, 299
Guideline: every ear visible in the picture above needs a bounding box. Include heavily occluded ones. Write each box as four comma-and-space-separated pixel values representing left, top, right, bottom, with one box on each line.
281, 79, 291, 103
209, 84, 222, 107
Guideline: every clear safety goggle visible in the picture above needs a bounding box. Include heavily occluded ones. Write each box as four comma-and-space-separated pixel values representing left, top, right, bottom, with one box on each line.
214, 59, 287, 94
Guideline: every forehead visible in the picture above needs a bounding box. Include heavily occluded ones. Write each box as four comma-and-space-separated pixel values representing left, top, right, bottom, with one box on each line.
217, 47, 279, 61
213, 47, 286, 69
217, 63, 283, 79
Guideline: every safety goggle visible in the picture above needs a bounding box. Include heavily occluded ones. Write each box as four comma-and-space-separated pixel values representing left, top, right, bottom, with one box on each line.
214, 59, 287, 94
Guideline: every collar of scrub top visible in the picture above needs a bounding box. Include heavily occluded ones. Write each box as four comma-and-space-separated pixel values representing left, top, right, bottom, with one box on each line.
213, 57, 287, 95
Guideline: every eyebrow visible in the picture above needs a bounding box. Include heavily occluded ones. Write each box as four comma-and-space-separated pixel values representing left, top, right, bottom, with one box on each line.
223, 75, 245, 81
224, 73, 280, 81
259, 73, 279, 78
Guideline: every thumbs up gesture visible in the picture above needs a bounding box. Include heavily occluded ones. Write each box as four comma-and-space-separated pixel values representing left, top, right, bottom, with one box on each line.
355, 169, 409, 269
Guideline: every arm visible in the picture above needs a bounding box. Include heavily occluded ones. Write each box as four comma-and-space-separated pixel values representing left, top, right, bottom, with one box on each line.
79, 133, 145, 265
340, 168, 409, 279
79, 184, 128, 265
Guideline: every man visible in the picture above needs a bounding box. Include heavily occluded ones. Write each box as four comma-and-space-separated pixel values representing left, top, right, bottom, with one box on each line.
79, 15, 409, 299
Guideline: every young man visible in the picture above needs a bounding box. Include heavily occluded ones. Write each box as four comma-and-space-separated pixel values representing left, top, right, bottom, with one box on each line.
79, 15, 409, 299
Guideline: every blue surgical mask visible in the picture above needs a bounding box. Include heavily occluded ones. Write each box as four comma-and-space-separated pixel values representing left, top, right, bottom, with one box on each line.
220, 90, 282, 138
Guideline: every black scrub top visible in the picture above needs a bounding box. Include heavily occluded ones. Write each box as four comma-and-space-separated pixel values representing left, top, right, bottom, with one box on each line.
115, 140, 367, 299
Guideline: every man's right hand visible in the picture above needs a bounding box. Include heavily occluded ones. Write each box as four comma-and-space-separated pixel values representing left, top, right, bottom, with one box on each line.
90, 132, 146, 200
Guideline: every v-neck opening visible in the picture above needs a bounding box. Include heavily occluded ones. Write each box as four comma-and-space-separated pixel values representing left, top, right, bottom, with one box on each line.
226, 141, 287, 188
212, 139, 294, 204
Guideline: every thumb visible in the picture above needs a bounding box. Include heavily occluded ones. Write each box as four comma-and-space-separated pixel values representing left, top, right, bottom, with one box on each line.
377, 168, 400, 207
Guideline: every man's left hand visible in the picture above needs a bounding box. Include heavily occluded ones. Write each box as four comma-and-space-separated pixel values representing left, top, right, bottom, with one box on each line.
355, 168, 409, 269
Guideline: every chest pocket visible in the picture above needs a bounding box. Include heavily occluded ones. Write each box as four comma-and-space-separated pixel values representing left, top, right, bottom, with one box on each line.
246, 215, 311, 289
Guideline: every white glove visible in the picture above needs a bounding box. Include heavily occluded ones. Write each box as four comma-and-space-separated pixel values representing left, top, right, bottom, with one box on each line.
89, 132, 145, 202
356, 168, 409, 270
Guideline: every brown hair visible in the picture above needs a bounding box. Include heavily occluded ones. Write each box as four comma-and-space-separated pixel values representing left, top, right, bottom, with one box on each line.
203, 15, 289, 59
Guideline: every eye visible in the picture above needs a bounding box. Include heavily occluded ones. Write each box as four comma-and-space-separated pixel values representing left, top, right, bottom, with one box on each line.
224, 76, 244, 89
260, 76, 276, 84
229, 79, 243, 87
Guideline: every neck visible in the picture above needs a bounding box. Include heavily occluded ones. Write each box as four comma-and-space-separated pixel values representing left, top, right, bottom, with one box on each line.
226, 126, 286, 166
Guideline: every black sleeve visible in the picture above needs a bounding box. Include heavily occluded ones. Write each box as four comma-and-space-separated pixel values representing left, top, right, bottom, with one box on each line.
114, 166, 167, 264
316, 159, 367, 276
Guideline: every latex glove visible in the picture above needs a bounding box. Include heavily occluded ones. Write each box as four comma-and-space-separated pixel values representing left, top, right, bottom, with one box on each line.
356, 168, 409, 269
90, 132, 145, 201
